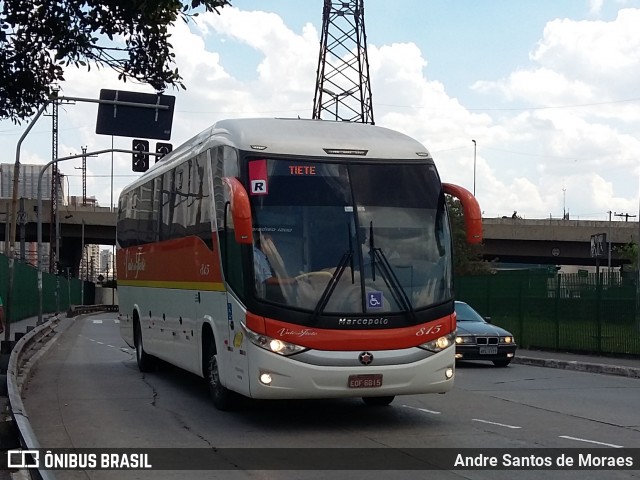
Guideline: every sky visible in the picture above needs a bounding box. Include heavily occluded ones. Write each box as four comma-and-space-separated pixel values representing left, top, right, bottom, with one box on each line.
2, 0, 640, 222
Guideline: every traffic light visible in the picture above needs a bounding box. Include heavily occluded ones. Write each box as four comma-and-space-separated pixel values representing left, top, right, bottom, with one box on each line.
155, 142, 173, 162
132, 139, 149, 172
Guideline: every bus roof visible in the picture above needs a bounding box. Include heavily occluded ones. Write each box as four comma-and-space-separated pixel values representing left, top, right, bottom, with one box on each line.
123, 118, 433, 194
209, 118, 431, 160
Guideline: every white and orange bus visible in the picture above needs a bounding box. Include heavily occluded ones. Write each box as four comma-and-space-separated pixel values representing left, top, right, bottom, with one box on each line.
116, 118, 482, 410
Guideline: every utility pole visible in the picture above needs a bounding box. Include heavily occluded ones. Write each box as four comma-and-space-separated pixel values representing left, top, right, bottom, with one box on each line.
312, 0, 374, 124
75, 146, 97, 206
82, 145, 87, 205
615, 212, 637, 222
49, 97, 59, 274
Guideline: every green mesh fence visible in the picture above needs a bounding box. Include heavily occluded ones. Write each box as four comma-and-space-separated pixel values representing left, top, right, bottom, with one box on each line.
1, 253, 83, 324
455, 270, 640, 356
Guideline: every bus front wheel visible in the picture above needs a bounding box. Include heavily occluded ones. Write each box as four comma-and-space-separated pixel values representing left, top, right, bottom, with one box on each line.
362, 396, 395, 407
206, 342, 234, 411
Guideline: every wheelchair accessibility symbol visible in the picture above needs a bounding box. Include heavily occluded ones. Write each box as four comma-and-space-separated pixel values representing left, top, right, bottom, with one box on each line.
368, 291, 383, 309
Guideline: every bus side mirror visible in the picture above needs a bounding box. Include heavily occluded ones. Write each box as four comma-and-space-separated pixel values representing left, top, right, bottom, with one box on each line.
223, 177, 253, 244
442, 183, 483, 244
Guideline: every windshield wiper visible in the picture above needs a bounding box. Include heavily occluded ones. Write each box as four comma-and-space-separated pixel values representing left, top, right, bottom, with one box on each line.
311, 222, 355, 323
311, 250, 351, 323
368, 221, 417, 322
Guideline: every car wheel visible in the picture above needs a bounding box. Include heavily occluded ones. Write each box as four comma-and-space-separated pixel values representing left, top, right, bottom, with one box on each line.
205, 340, 235, 411
362, 396, 395, 406
493, 359, 512, 367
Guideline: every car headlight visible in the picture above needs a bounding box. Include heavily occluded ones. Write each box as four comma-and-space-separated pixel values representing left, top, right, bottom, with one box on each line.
243, 324, 307, 356
455, 335, 475, 345
500, 336, 514, 344
420, 332, 456, 352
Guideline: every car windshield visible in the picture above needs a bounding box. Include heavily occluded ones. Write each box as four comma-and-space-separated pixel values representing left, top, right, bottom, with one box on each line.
249, 158, 453, 314
455, 302, 486, 322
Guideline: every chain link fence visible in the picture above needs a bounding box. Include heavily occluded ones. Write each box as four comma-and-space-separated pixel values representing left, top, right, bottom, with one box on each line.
0, 253, 85, 322
455, 269, 640, 356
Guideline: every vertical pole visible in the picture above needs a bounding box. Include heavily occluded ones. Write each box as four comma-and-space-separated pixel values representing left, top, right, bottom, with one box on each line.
111, 136, 114, 212
19, 197, 25, 261
55, 173, 60, 313
81, 220, 85, 305
597, 268, 603, 353
555, 271, 561, 349
472, 140, 477, 196
7, 102, 50, 340
82, 146, 87, 206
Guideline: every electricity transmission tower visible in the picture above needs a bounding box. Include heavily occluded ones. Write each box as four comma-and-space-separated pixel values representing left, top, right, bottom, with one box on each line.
312, 0, 374, 124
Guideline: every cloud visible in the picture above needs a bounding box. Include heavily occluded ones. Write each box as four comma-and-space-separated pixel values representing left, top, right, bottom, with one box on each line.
3, 4, 640, 223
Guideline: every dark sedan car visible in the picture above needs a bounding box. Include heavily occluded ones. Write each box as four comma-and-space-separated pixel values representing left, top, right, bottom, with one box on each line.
454, 301, 517, 367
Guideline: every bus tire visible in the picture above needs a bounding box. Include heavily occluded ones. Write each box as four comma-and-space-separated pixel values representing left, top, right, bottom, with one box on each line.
134, 319, 155, 372
206, 341, 234, 411
362, 396, 395, 407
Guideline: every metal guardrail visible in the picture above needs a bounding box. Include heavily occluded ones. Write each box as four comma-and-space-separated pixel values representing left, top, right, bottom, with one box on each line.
66, 304, 118, 317
5, 305, 118, 478
6, 316, 60, 480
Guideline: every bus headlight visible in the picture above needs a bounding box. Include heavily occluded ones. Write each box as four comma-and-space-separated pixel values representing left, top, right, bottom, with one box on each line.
419, 332, 456, 353
243, 325, 307, 356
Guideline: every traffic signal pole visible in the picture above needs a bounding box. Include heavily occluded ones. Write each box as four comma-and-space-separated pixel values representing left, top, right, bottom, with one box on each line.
34, 148, 163, 325
5, 96, 169, 340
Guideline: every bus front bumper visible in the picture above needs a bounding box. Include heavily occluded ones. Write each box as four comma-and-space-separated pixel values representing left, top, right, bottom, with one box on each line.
246, 345, 455, 400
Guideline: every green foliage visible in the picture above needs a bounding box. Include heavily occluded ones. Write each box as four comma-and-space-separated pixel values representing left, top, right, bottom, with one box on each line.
614, 241, 638, 270
446, 195, 490, 275
0, 0, 230, 122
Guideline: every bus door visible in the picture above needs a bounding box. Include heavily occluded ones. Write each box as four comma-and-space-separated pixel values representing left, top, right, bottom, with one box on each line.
222, 293, 251, 396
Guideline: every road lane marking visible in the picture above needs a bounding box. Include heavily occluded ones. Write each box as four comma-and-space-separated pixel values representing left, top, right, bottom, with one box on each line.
472, 419, 521, 429
559, 436, 623, 448
402, 405, 441, 415
97, 341, 104, 345
92, 320, 103, 324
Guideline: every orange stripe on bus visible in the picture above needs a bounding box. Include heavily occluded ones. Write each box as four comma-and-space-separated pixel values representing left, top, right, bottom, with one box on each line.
116, 235, 224, 284
246, 312, 454, 351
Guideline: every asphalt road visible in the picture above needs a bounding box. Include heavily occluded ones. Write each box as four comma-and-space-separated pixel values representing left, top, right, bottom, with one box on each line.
20, 312, 640, 480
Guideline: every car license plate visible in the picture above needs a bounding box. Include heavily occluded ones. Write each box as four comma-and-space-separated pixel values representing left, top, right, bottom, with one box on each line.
348, 374, 383, 388
479, 346, 498, 355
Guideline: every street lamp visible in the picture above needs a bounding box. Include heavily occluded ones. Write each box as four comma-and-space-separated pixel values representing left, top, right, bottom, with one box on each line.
472, 139, 477, 196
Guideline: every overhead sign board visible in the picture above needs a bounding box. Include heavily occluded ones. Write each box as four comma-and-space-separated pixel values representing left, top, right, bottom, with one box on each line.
590, 233, 606, 258
95, 89, 175, 140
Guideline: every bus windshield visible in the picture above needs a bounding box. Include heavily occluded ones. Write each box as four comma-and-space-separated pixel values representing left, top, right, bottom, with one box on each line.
249, 158, 452, 315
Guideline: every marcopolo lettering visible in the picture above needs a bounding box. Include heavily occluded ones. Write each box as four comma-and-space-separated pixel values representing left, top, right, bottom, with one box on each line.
338, 317, 389, 326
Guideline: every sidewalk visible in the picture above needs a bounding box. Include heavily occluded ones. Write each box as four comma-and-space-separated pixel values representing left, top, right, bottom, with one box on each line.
514, 348, 640, 378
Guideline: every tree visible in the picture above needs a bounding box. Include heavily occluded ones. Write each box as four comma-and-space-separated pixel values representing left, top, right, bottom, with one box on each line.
0, 0, 230, 122
446, 195, 490, 275
614, 241, 638, 271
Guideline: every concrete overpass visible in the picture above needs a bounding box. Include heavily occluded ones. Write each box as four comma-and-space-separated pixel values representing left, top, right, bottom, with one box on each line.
1, 198, 639, 274
0, 198, 115, 276
481, 217, 639, 267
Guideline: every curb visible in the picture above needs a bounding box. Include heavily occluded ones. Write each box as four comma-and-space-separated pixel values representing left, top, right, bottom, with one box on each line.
513, 355, 640, 379
6, 316, 62, 480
